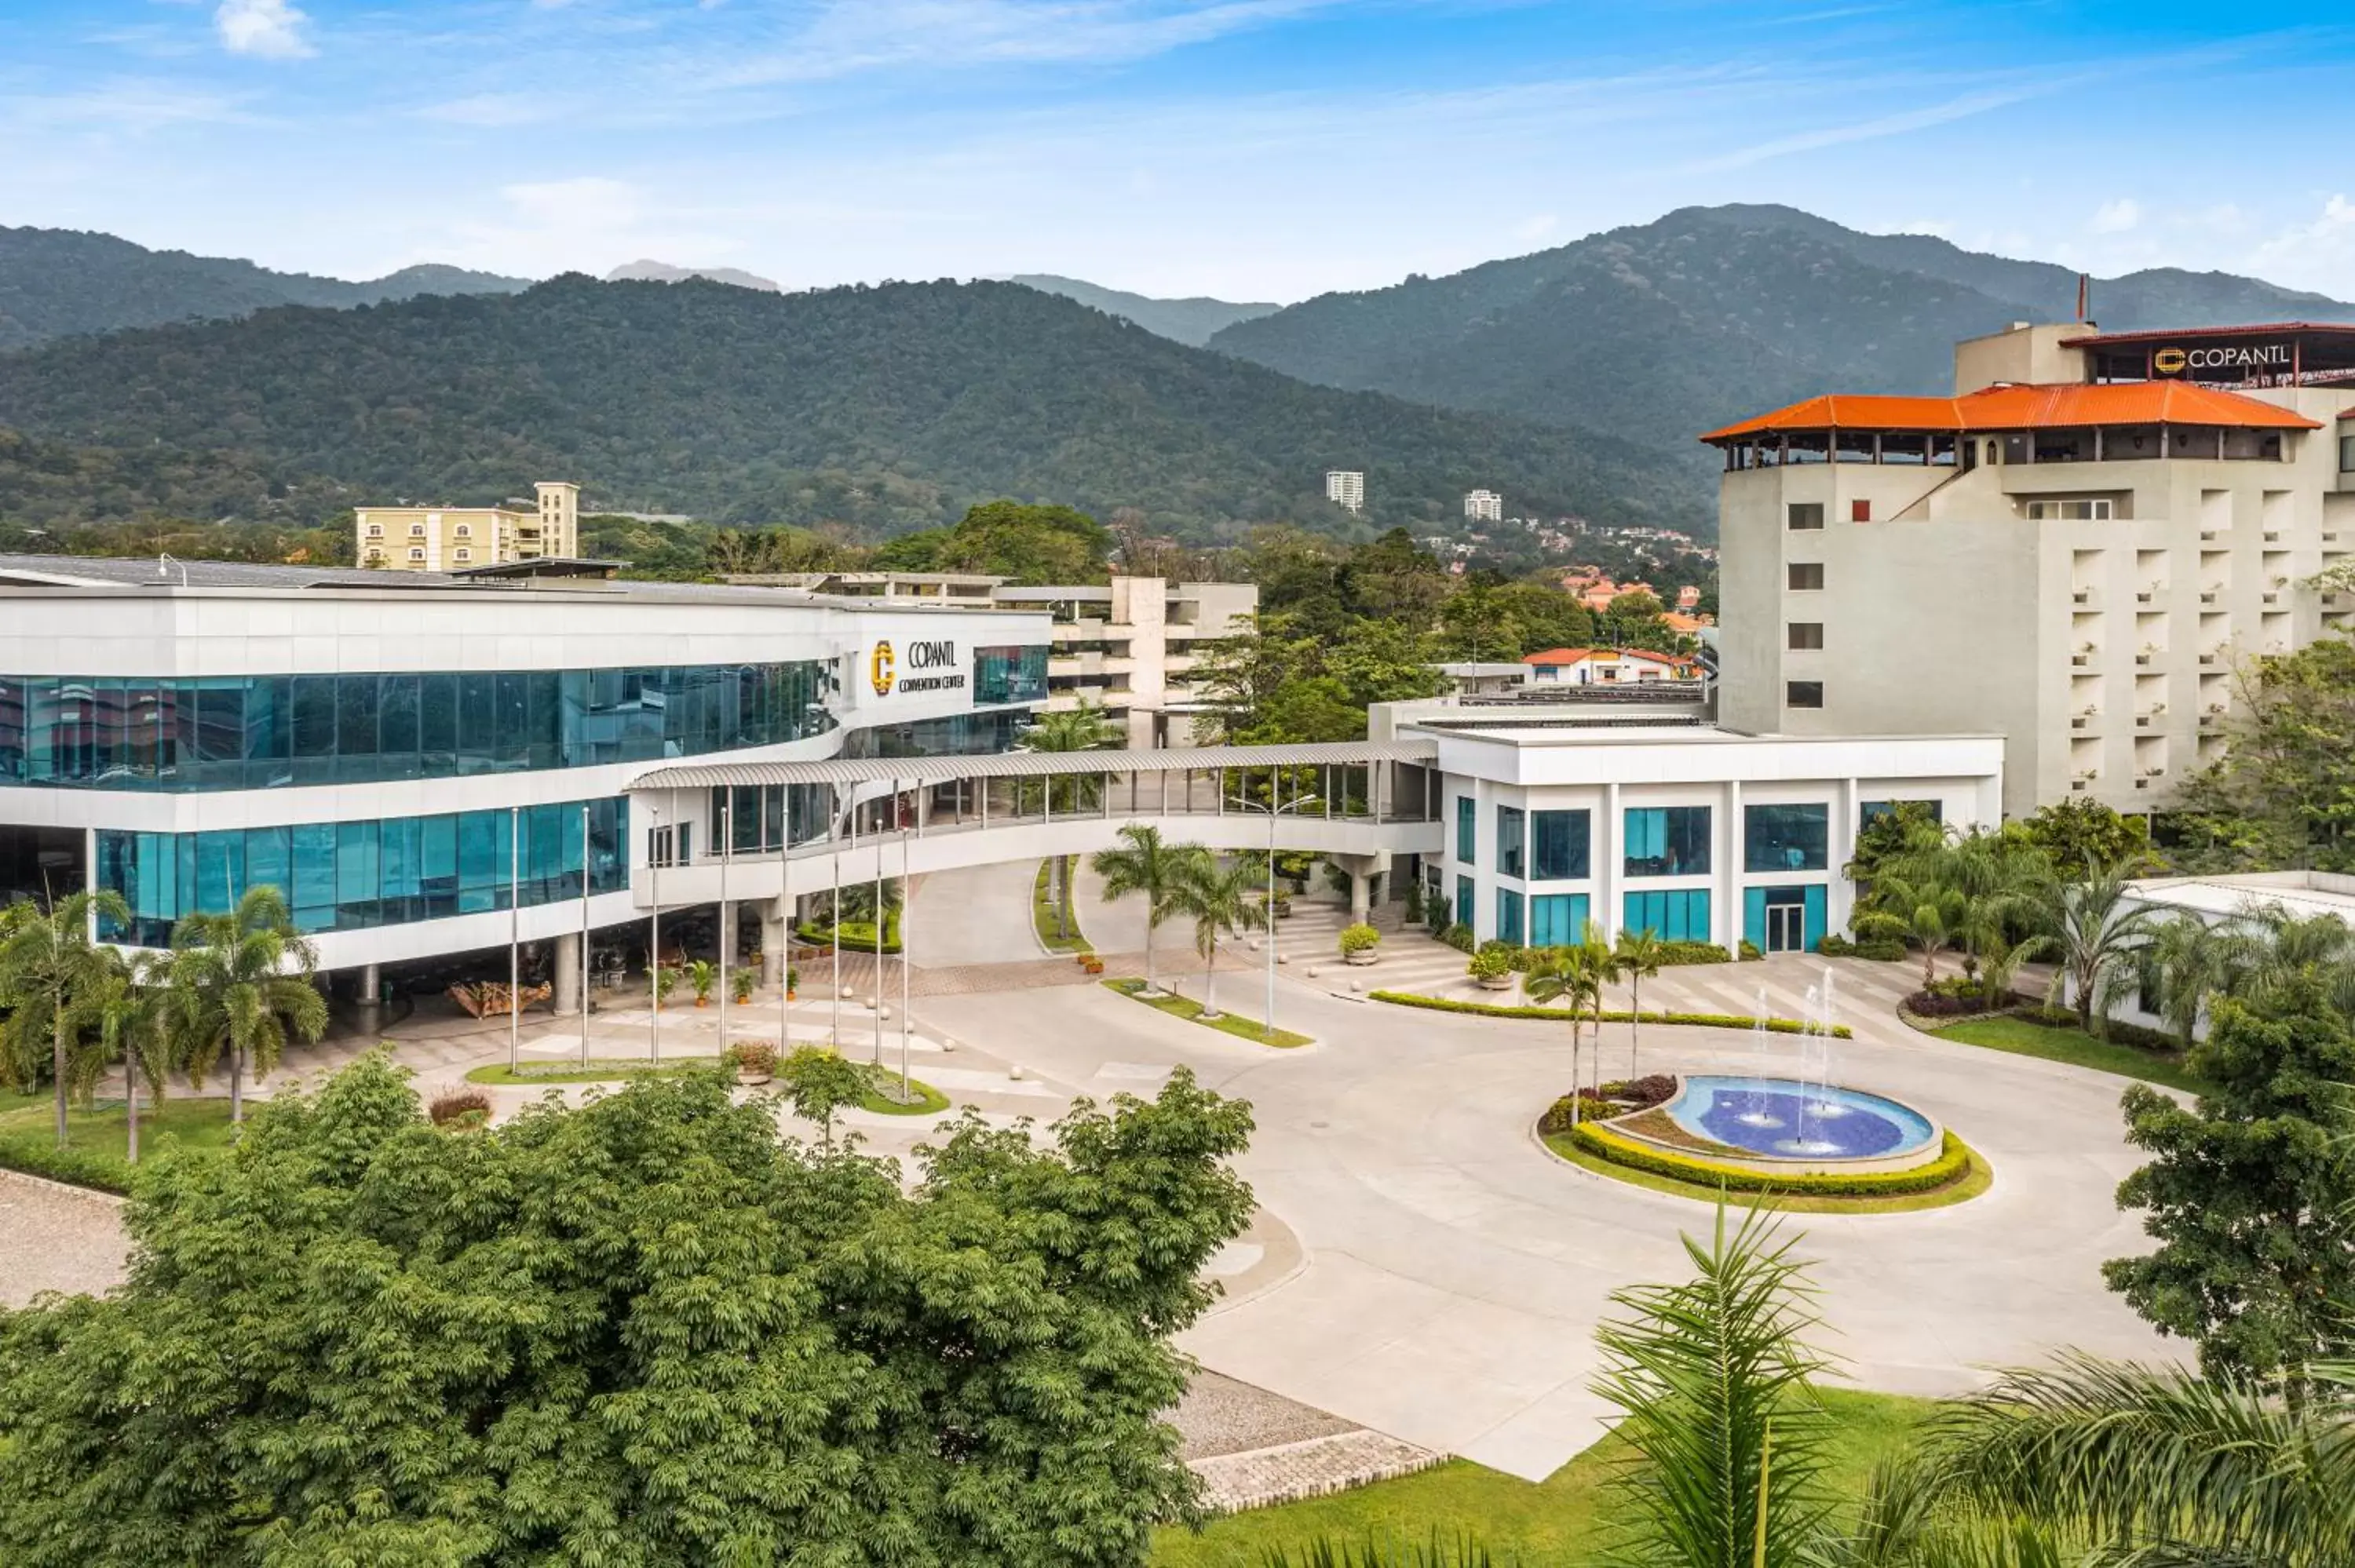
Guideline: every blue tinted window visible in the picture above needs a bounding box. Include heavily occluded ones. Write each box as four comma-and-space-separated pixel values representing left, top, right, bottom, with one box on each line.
1530, 892, 1589, 946
1531, 811, 1589, 880
1623, 888, 1712, 943
1455, 873, 1474, 929
97, 797, 627, 946
973, 645, 1048, 706
1496, 886, 1524, 946
1496, 805, 1524, 878
1455, 796, 1476, 865
2, 662, 837, 793
1744, 804, 1830, 872
1625, 806, 1711, 877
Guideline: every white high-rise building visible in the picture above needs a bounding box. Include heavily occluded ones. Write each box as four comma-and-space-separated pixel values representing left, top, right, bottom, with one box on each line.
1325, 470, 1366, 514
1465, 489, 1503, 523
1707, 319, 2355, 817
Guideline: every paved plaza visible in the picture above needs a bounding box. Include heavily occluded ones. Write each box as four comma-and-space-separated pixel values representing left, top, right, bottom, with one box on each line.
2, 862, 2176, 1489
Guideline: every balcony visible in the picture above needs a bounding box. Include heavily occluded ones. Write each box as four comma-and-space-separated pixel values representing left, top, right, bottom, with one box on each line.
2134, 651, 2160, 666
2263, 531, 2283, 543
2071, 712, 2098, 730
2199, 589, 2220, 604
2072, 587, 2097, 606
2071, 650, 2096, 668
2199, 529, 2221, 542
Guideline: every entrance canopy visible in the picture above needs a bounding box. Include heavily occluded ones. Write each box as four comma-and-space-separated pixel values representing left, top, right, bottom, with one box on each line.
629, 738, 1437, 792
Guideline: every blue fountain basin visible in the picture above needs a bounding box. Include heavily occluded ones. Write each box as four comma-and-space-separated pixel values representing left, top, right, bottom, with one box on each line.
1601, 1074, 1947, 1176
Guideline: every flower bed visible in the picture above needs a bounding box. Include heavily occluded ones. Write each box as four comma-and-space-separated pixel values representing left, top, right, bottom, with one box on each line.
1559, 1121, 1977, 1198
794, 915, 902, 955
1370, 990, 1853, 1037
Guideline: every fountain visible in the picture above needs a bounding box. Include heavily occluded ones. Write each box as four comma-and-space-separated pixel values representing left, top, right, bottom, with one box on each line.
1734, 986, 1782, 1129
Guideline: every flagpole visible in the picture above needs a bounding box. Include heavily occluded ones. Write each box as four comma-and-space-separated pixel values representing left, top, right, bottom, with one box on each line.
648, 802, 661, 1067
509, 805, 520, 1071
578, 802, 591, 1067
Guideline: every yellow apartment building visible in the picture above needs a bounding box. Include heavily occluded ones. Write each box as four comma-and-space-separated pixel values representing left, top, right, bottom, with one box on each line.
357, 481, 581, 571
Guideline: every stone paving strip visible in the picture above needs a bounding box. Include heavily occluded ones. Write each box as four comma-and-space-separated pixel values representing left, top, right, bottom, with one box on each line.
1191, 1428, 1448, 1513
0, 1170, 129, 1307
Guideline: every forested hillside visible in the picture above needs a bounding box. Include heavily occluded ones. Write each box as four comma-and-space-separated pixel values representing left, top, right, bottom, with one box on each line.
0, 273, 1700, 537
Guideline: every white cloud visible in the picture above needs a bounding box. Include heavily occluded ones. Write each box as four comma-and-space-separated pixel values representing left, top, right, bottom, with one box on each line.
2247, 194, 2355, 294
2089, 198, 2140, 234
215, 0, 315, 60
1682, 83, 2049, 173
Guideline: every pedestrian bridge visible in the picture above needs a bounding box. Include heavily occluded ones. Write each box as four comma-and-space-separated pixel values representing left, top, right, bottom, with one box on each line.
624, 740, 1445, 917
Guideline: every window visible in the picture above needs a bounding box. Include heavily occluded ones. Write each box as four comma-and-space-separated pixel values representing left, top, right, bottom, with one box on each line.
1786, 681, 1824, 709
1850, 499, 1871, 523
1455, 796, 1477, 865
1455, 873, 1474, 930
1787, 503, 1824, 531
454, 524, 471, 538
454, 549, 471, 562
2025, 498, 2115, 521
411, 523, 425, 535
973, 644, 1048, 705
1787, 562, 1824, 590
1531, 809, 1590, 880
1496, 804, 1525, 878
1624, 806, 1711, 877
1860, 799, 1942, 826
408, 548, 425, 560
1623, 888, 1711, 943
2342, 435, 2355, 473
1530, 892, 1589, 946
367, 523, 382, 538
1744, 803, 1830, 872
1496, 886, 1524, 946
1787, 623, 1823, 650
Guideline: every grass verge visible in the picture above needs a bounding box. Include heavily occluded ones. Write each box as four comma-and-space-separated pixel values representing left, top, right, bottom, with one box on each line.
1927, 1014, 2198, 1092
1540, 1128, 1992, 1214
1152, 1387, 1932, 1565
1033, 859, 1092, 954
1104, 979, 1313, 1048
0, 1091, 240, 1194
855, 1065, 951, 1115
465, 1058, 709, 1085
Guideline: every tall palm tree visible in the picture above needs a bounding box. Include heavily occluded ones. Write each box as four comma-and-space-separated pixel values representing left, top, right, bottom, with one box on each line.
1856, 866, 1968, 992
2038, 858, 2160, 1036
0, 889, 133, 1147
91, 954, 173, 1165
1612, 925, 1668, 1080
1525, 944, 1601, 1123
163, 886, 328, 1124
1020, 702, 1121, 935
1172, 854, 1264, 1022
2145, 910, 2252, 1050
1090, 824, 1197, 998
2243, 903, 2355, 1020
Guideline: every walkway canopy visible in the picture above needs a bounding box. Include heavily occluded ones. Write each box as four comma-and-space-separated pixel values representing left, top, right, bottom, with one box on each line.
628, 738, 1437, 792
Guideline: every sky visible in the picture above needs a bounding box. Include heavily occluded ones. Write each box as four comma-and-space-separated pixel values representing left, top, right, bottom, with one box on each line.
4, 1, 2354, 304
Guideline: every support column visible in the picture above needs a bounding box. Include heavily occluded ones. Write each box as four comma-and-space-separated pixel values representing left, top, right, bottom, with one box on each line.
763, 899, 790, 986
357, 963, 383, 1031
1349, 862, 1371, 925
553, 932, 582, 1016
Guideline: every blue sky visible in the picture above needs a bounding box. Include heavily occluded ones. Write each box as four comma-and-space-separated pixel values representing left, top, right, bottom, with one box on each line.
4, 1, 2353, 302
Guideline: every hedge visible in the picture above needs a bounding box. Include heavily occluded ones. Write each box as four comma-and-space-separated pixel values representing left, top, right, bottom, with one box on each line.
0, 1134, 134, 1195
1370, 990, 1853, 1037
794, 915, 902, 955
1817, 933, 1908, 962
1560, 1122, 1975, 1198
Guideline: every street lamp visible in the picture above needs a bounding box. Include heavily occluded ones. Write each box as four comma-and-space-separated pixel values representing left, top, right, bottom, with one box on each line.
1224, 768, 1321, 1043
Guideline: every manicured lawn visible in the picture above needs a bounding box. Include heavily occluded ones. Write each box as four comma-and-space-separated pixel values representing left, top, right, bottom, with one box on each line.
1105, 979, 1313, 1048
1930, 1014, 2199, 1092
466, 1058, 708, 1085
1152, 1387, 1933, 1565
0, 1090, 240, 1192
856, 1067, 950, 1115
1541, 1129, 1994, 1215
1034, 859, 1092, 954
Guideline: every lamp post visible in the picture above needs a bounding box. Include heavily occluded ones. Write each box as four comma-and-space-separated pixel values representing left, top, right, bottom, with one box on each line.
648, 802, 661, 1067
578, 801, 591, 1067
899, 809, 912, 1102
1225, 768, 1321, 1043
509, 804, 520, 1071
718, 788, 732, 1056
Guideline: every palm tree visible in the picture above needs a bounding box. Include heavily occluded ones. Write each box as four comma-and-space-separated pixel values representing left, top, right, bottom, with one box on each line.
1612, 925, 1668, 1080
1091, 824, 1197, 998
2243, 903, 2355, 1020
1172, 854, 1264, 1022
91, 954, 173, 1165
0, 889, 133, 1147
1524, 944, 1601, 1123
1856, 866, 1967, 992
163, 886, 328, 1123
2039, 859, 2160, 1036
1019, 702, 1121, 935
2145, 910, 2252, 1050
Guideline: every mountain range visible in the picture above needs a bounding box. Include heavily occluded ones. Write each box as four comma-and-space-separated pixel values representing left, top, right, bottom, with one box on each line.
0, 273, 1685, 536
605, 260, 783, 292
1008, 275, 1278, 347
0, 226, 528, 352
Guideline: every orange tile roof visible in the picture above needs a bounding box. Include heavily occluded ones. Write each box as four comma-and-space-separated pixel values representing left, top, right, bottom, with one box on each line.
1699, 381, 2320, 443
1522, 647, 1597, 665
1521, 647, 1697, 669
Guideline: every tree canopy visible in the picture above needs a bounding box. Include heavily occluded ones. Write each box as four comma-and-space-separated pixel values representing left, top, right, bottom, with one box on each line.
0, 1054, 1257, 1567
2168, 636, 2355, 872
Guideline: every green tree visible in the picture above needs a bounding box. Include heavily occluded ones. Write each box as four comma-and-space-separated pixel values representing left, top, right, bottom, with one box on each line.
0, 1054, 1257, 1566
1020, 701, 1123, 934
1525, 942, 1603, 1121
875, 501, 1113, 585
2014, 797, 2160, 877
90, 954, 173, 1165
1592, 1206, 1836, 1568
775, 1043, 871, 1149
0, 889, 132, 1147
1092, 825, 1199, 997
2170, 636, 2355, 871
1612, 926, 1668, 1081
2105, 979, 2355, 1390
2144, 910, 2251, 1050
162, 885, 329, 1124
1171, 855, 1265, 1022
1853, 866, 1968, 992
2038, 859, 2158, 1035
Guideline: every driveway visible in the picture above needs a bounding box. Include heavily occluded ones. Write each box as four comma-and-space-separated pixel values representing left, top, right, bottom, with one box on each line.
918, 961, 2173, 1481
905, 860, 1045, 967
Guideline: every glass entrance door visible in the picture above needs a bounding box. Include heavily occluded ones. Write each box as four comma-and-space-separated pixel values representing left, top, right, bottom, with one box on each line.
1762, 887, 1810, 954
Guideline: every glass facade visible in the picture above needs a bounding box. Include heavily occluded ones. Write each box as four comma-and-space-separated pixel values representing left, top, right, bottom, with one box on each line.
1496, 805, 1525, 878
0, 663, 834, 793
97, 797, 628, 947
1455, 796, 1476, 865
1531, 810, 1590, 881
714, 783, 832, 855
973, 644, 1050, 706
1455, 873, 1474, 929
1744, 804, 1830, 873
1530, 892, 1589, 947
1496, 886, 1524, 946
1623, 888, 1711, 943
842, 709, 1028, 760
1625, 806, 1711, 877
1860, 798, 1943, 825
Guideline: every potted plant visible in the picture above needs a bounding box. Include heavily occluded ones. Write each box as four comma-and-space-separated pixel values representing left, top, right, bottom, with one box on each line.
732, 968, 756, 1005
1469, 947, 1516, 990
1338, 922, 1382, 966
1272, 889, 1293, 920
652, 965, 677, 1011
786, 965, 799, 1001
688, 960, 716, 1008
728, 1041, 777, 1086
1081, 955, 1104, 975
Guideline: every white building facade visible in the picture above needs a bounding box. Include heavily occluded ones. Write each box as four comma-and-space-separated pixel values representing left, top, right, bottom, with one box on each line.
1465, 489, 1503, 523
1378, 702, 2003, 955
0, 556, 1050, 997
1326, 470, 1366, 514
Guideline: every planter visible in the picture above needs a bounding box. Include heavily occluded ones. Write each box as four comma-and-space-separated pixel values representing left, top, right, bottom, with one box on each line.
1476, 973, 1517, 992
1344, 948, 1379, 967
695, 997, 710, 1008
736, 1067, 773, 1087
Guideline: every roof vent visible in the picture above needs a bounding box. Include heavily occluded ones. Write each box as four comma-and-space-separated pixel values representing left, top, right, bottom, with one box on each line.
2008, 320, 2032, 332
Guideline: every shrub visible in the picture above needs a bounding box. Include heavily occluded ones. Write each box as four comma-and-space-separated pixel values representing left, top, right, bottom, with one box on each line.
1738, 939, 1763, 961
1597, 1074, 1678, 1108
0, 1136, 133, 1194
1467, 949, 1514, 981
1338, 922, 1381, 956
731, 968, 756, 1004
1561, 1122, 1975, 1198
1653, 941, 1732, 966
428, 1088, 492, 1128
1538, 1092, 1620, 1133
1817, 933, 1906, 961
1370, 990, 1853, 1037
1403, 883, 1425, 926
726, 1041, 779, 1076
793, 916, 903, 954
1439, 923, 1474, 954
1903, 987, 2006, 1018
